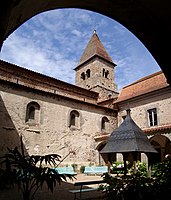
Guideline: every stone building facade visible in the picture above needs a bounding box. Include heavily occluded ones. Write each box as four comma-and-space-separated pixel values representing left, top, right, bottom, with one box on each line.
114, 71, 171, 163
0, 32, 118, 167
0, 32, 171, 168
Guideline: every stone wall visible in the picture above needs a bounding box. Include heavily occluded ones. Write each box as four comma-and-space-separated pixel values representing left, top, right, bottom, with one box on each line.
117, 89, 171, 130
0, 81, 117, 167
116, 88, 171, 162
75, 57, 118, 100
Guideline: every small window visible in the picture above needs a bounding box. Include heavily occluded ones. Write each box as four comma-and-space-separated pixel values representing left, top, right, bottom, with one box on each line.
28, 106, 35, 120
26, 102, 40, 123
102, 68, 105, 77
101, 117, 109, 131
105, 70, 109, 78
86, 69, 90, 78
69, 110, 79, 128
81, 72, 85, 80
102, 68, 109, 78
147, 108, 158, 126
70, 113, 76, 126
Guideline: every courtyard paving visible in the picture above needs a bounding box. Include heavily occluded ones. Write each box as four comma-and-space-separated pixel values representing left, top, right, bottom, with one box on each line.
0, 173, 105, 200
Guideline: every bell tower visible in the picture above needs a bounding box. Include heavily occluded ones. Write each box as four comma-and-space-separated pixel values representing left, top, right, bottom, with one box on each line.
74, 31, 118, 101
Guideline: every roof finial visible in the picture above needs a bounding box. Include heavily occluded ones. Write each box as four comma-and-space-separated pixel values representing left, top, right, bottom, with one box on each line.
93, 21, 98, 34
126, 109, 131, 116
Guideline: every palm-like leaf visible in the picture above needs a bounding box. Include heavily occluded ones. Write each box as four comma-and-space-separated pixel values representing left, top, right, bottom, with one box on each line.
0, 137, 75, 200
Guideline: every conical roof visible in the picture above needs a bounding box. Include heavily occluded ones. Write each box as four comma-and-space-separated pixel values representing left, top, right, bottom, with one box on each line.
77, 31, 116, 67
100, 109, 157, 154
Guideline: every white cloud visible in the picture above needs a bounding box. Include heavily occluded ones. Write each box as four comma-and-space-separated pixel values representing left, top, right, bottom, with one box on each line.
71, 29, 82, 37
0, 9, 160, 91
0, 28, 76, 84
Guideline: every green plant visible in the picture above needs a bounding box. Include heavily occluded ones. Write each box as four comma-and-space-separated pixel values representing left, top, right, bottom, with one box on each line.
89, 162, 94, 166
129, 161, 148, 176
80, 166, 85, 173
100, 160, 171, 200
110, 161, 125, 175
151, 159, 171, 199
71, 163, 78, 172
0, 137, 74, 200
99, 173, 155, 200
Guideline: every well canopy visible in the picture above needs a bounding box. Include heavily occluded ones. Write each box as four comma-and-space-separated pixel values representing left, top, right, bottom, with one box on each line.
100, 109, 157, 154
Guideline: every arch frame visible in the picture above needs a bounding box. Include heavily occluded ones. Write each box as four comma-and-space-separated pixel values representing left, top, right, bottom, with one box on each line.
0, 1, 171, 84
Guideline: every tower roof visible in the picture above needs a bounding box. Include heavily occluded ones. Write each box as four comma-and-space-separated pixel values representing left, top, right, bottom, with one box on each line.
76, 31, 116, 68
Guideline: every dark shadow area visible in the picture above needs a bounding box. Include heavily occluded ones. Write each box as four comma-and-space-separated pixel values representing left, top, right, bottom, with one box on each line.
0, 94, 27, 157
0, 178, 104, 200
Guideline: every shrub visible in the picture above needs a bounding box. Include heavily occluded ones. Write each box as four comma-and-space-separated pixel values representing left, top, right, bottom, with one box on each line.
100, 160, 171, 200
100, 173, 155, 200
71, 163, 78, 172
129, 161, 148, 176
110, 161, 125, 175
80, 166, 85, 173
151, 159, 171, 199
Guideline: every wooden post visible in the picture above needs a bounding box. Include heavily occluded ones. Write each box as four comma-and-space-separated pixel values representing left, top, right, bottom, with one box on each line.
133, 152, 138, 174
108, 161, 111, 174
108, 153, 111, 174
123, 153, 127, 176
147, 153, 152, 177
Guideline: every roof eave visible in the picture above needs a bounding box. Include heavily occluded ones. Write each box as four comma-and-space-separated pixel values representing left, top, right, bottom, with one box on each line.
74, 54, 116, 71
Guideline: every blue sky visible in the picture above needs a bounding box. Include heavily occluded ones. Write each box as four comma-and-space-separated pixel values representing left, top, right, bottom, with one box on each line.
0, 8, 160, 91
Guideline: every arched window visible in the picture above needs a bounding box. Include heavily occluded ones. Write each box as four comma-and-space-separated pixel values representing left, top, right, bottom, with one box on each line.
81, 72, 85, 80
28, 106, 35, 120
105, 70, 109, 78
102, 68, 109, 78
101, 116, 109, 131
102, 68, 105, 77
86, 69, 90, 78
26, 101, 40, 123
69, 110, 80, 128
70, 113, 76, 126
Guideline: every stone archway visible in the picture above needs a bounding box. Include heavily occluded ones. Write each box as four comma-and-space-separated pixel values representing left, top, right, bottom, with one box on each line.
150, 135, 171, 163
96, 142, 108, 165
96, 142, 116, 165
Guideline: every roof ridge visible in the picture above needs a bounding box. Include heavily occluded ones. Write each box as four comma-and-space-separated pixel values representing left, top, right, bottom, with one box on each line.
0, 59, 99, 97
123, 71, 162, 89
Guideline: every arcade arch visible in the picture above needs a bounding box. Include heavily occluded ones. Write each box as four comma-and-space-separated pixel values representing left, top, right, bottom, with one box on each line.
96, 135, 171, 166
150, 135, 171, 163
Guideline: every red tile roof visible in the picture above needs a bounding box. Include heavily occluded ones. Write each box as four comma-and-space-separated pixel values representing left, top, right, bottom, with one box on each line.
143, 124, 171, 134
0, 59, 99, 101
114, 71, 169, 103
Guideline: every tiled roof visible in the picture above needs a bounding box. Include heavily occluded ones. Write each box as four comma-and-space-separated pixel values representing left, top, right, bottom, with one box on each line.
76, 31, 116, 67
143, 124, 171, 134
0, 59, 99, 101
0, 60, 118, 112
114, 71, 169, 103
